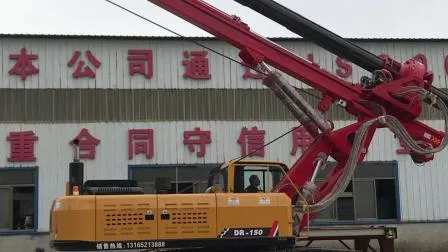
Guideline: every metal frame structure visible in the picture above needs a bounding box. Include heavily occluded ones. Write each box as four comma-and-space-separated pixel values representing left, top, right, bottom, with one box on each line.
297, 225, 397, 252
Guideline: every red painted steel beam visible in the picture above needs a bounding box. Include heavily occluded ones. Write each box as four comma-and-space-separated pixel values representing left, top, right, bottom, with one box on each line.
147, 0, 446, 231
148, 0, 362, 104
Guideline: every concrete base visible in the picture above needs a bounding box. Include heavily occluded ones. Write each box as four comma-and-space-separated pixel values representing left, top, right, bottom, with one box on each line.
1, 223, 448, 252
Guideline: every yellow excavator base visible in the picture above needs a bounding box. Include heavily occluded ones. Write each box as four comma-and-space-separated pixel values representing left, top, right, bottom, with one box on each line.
49, 192, 295, 251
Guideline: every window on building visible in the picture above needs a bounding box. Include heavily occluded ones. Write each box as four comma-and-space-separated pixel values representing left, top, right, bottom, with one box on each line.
313, 161, 399, 223
0, 168, 37, 232
130, 164, 218, 194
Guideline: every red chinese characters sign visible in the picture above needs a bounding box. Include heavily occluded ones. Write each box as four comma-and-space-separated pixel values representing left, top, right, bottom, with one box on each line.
70, 128, 101, 160
8, 48, 39, 80
290, 126, 315, 155
67, 50, 101, 79
182, 50, 211, 79
3, 126, 414, 163
128, 49, 153, 79
183, 127, 211, 157
7, 46, 448, 82
237, 126, 266, 157
128, 129, 154, 160
7, 131, 38, 162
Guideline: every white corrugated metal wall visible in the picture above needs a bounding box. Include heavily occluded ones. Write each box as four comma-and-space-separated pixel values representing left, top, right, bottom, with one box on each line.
0, 120, 446, 231
1, 38, 448, 90
0, 36, 447, 231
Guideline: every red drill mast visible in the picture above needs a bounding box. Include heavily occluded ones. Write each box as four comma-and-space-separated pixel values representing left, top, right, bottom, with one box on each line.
147, 0, 448, 231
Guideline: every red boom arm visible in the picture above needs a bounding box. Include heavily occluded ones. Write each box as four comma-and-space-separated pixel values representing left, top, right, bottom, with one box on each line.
147, 0, 446, 230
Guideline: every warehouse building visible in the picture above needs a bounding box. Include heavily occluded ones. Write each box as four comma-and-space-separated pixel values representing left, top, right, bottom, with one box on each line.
0, 34, 447, 251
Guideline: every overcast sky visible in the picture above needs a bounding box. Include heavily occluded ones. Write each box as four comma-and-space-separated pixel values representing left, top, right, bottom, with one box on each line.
0, 0, 446, 39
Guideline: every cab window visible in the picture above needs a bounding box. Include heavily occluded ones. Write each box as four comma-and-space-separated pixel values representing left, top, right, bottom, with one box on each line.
234, 165, 285, 193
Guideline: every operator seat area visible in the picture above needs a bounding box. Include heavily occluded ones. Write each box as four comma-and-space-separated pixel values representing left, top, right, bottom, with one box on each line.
234, 164, 285, 193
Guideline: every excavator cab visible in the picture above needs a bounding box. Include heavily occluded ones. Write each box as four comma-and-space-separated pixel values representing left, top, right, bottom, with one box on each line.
205, 160, 289, 194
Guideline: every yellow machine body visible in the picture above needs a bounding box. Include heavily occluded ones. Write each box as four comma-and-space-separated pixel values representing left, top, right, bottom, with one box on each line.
50, 192, 294, 250
50, 160, 295, 250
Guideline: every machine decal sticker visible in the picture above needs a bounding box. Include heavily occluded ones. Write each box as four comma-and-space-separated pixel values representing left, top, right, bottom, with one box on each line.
217, 227, 272, 238
267, 220, 279, 237
227, 197, 240, 205
259, 196, 271, 205
95, 241, 166, 250
54, 200, 62, 210
430, 134, 442, 146
217, 228, 230, 238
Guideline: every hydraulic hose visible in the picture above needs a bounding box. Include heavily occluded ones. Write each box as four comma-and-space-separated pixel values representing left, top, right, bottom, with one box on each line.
307, 87, 448, 213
